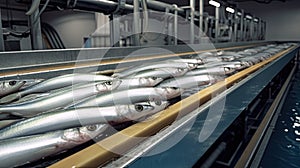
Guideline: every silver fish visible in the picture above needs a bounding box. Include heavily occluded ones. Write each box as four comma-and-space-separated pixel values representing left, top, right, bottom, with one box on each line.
19, 79, 44, 90
0, 80, 26, 98
0, 73, 113, 104
0, 101, 167, 140
0, 124, 107, 168
0, 80, 121, 117
116, 77, 163, 90
158, 75, 220, 89
69, 87, 182, 108
126, 68, 188, 79
113, 61, 197, 78
0, 120, 18, 129
169, 58, 204, 65
185, 66, 235, 76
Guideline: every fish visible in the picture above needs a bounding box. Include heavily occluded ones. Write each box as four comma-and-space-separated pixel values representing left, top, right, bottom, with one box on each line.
0, 101, 168, 140
116, 77, 163, 90
0, 80, 26, 98
113, 61, 197, 78
19, 79, 44, 90
69, 87, 182, 108
0, 80, 121, 117
0, 120, 18, 129
0, 124, 107, 168
0, 73, 113, 104
158, 75, 220, 89
126, 68, 189, 79
185, 66, 236, 76
169, 58, 204, 65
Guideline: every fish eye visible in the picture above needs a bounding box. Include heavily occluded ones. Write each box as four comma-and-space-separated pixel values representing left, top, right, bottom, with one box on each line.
155, 100, 162, 106
151, 77, 157, 80
170, 87, 177, 90
178, 68, 184, 72
87, 125, 97, 131
105, 81, 113, 85
9, 81, 17, 86
224, 67, 230, 72
135, 105, 144, 112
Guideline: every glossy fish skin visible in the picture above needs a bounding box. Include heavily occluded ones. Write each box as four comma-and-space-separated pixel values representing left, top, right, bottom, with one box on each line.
158, 75, 220, 89
0, 101, 169, 140
0, 124, 107, 168
185, 66, 235, 76
170, 58, 204, 65
70, 87, 182, 108
0, 73, 113, 104
113, 61, 197, 78
116, 77, 163, 90
126, 68, 188, 79
0, 80, 26, 98
0, 102, 158, 140
0, 80, 121, 117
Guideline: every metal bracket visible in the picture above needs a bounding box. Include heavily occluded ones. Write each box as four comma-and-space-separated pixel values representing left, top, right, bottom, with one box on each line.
67, 0, 77, 8
113, 0, 127, 14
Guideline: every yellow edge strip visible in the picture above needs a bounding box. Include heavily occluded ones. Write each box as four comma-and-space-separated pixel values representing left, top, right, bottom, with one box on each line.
49, 46, 297, 168
0, 44, 261, 77
234, 59, 297, 168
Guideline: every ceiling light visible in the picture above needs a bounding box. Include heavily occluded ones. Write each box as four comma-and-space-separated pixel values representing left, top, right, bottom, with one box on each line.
245, 15, 252, 20
254, 18, 259, 22
209, 0, 220, 8
226, 7, 235, 13
237, 12, 242, 16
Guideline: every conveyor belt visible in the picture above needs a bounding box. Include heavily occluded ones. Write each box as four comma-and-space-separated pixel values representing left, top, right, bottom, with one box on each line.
48, 45, 299, 167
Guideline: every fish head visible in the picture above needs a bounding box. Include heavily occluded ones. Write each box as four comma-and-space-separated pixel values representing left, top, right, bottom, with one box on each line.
62, 124, 108, 145
174, 68, 189, 76
187, 63, 198, 70
0, 80, 26, 90
118, 103, 155, 121
157, 87, 183, 99
140, 77, 164, 86
223, 67, 236, 75
95, 80, 121, 92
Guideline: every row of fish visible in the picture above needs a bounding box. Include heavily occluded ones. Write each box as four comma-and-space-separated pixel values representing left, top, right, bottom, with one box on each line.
0, 43, 295, 167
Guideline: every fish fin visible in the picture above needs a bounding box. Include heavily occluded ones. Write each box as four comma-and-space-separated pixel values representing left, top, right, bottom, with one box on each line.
0, 93, 21, 104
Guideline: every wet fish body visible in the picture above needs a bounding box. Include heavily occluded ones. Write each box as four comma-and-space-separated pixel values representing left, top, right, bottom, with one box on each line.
0, 124, 107, 168
113, 61, 197, 78
0, 73, 113, 104
0, 101, 167, 140
185, 66, 235, 76
158, 75, 220, 89
116, 77, 163, 90
0, 80, 120, 117
70, 87, 182, 108
126, 68, 188, 79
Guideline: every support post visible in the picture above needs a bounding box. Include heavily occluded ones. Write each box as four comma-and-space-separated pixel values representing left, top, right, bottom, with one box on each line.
190, 0, 195, 44
0, 8, 5, 51
133, 0, 140, 46
109, 14, 120, 47
233, 11, 238, 42
240, 10, 244, 41
199, 0, 204, 42
173, 5, 178, 45
29, 7, 43, 50
215, 7, 220, 42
